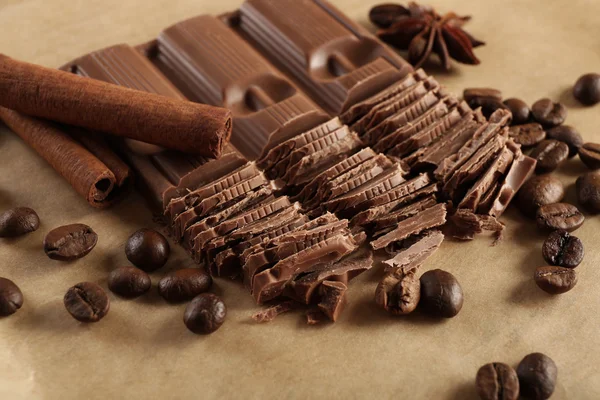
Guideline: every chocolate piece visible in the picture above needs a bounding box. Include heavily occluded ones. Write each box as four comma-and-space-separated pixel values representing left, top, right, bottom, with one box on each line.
375, 268, 420, 315
0, 54, 231, 157
251, 301, 298, 323
237, 0, 413, 115
373, 196, 439, 231
382, 230, 444, 272
317, 281, 347, 321
64, 44, 247, 211
447, 209, 504, 243
148, 15, 329, 160
371, 203, 447, 250
306, 309, 328, 325
488, 153, 537, 218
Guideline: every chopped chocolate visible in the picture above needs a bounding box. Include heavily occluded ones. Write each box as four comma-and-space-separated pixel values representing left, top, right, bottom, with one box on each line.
306, 309, 328, 325
488, 153, 537, 218
251, 301, 298, 323
317, 281, 348, 322
447, 209, 505, 243
373, 196, 439, 231
382, 230, 444, 272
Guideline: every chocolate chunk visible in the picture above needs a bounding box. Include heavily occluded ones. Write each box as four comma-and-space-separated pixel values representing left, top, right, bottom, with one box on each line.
251, 301, 298, 323
488, 153, 537, 217
382, 230, 444, 272
375, 268, 420, 315
317, 281, 347, 321
447, 209, 505, 243
373, 196, 439, 232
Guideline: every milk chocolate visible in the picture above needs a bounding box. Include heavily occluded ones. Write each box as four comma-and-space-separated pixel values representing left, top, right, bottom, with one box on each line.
382, 230, 444, 273
317, 281, 347, 322
447, 209, 505, 243
488, 153, 537, 218
251, 301, 298, 323
373, 196, 439, 231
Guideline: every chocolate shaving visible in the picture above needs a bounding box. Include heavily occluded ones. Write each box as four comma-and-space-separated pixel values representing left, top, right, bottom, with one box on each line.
251, 301, 298, 323
447, 209, 505, 244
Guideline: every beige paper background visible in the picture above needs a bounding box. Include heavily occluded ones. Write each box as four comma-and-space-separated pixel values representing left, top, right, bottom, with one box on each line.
1, 0, 600, 398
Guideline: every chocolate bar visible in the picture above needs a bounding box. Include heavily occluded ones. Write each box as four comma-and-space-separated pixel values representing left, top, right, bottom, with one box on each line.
146, 14, 329, 160
62, 44, 247, 211
236, 0, 413, 115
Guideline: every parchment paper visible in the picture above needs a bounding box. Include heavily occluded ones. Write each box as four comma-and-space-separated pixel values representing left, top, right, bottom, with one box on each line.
1, 0, 599, 398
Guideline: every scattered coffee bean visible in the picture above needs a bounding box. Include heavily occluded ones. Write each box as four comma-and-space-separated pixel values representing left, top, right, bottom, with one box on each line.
508, 123, 546, 147
64, 282, 110, 322
125, 228, 170, 272
43, 224, 98, 261
546, 125, 583, 157
534, 266, 577, 295
576, 172, 600, 213
0, 207, 40, 238
517, 353, 558, 400
184, 293, 226, 334
529, 140, 569, 173
573, 73, 600, 106
536, 203, 584, 232
503, 98, 531, 125
542, 230, 584, 268
419, 269, 463, 318
463, 88, 503, 102
476, 362, 520, 400
368, 3, 409, 28
375, 269, 420, 315
108, 266, 151, 298
158, 268, 212, 303
468, 97, 510, 120
531, 98, 567, 127
0, 278, 24, 316
578, 142, 600, 170
517, 175, 565, 216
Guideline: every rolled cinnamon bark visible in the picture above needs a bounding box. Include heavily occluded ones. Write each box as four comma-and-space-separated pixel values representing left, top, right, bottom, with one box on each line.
0, 107, 131, 208
0, 54, 232, 158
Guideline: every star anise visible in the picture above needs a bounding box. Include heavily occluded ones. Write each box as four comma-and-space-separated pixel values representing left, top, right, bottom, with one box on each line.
370, 2, 485, 70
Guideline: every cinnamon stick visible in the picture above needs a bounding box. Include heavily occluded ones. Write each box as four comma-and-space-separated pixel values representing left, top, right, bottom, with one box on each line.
0, 54, 232, 158
0, 107, 131, 208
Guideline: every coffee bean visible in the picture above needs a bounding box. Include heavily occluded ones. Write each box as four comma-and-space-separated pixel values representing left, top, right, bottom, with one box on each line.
158, 268, 212, 303
531, 98, 567, 127
125, 228, 170, 272
0, 278, 24, 316
517, 175, 565, 216
184, 293, 226, 334
108, 266, 151, 298
375, 269, 420, 315
463, 88, 503, 102
536, 203, 584, 232
508, 123, 545, 147
578, 142, 600, 169
517, 353, 558, 400
573, 73, 600, 106
546, 125, 583, 157
534, 266, 577, 294
529, 140, 569, 173
419, 269, 463, 318
468, 97, 510, 120
503, 98, 531, 125
0, 207, 40, 238
64, 282, 110, 322
576, 172, 600, 212
475, 362, 519, 400
44, 224, 98, 261
542, 230, 584, 268
369, 4, 409, 28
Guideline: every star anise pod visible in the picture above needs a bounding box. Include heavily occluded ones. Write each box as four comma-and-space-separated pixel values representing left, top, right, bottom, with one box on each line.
370, 2, 485, 70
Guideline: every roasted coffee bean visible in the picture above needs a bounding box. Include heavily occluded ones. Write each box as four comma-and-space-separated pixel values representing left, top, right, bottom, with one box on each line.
517, 353, 558, 400
542, 230, 584, 268
64, 282, 110, 322
503, 98, 531, 125
534, 266, 577, 294
184, 293, 226, 334
508, 123, 546, 147
0, 207, 40, 238
578, 142, 600, 169
125, 228, 170, 272
476, 362, 520, 400
536, 203, 584, 232
463, 88, 503, 102
529, 140, 569, 173
108, 266, 151, 298
546, 125, 583, 157
573, 73, 600, 106
419, 269, 463, 318
44, 224, 97, 261
158, 268, 212, 303
468, 97, 509, 120
531, 98, 567, 127
368, 4, 409, 28
576, 172, 600, 212
0, 278, 24, 316
517, 175, 565, 216
375, 269, 420, 315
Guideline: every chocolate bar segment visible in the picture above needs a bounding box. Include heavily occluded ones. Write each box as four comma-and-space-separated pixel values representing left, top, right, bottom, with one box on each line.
382, 230, 444, 273
237, 0, 413, 115
317, 281, 347, 322
148, 15, 329, 160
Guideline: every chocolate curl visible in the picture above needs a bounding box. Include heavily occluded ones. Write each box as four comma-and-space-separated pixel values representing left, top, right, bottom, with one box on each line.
0, 54, 232, 158
0, 107, 130, 208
